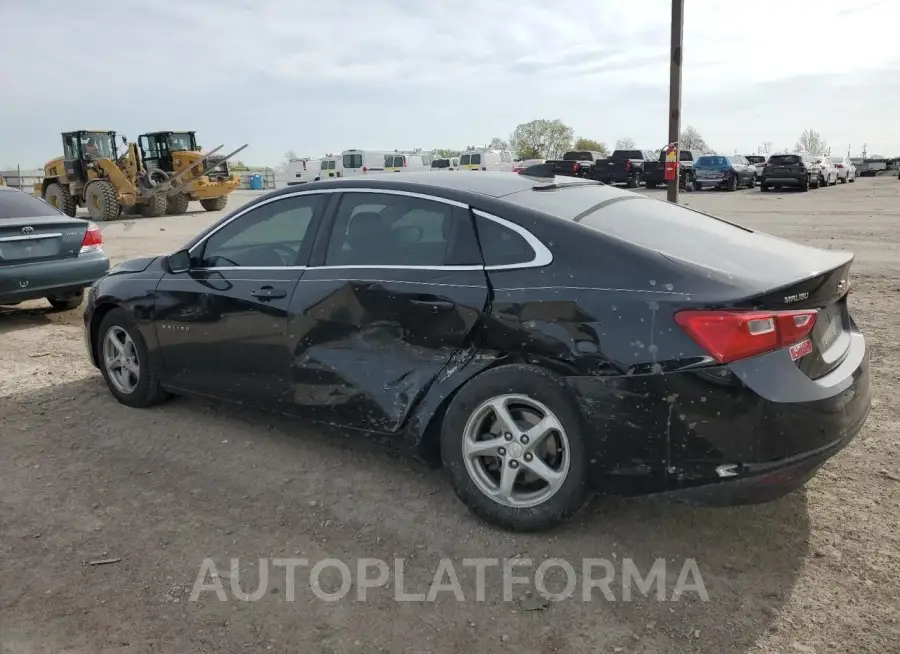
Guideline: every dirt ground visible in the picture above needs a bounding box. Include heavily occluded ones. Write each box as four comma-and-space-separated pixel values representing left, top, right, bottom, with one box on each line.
1, 180, 898, 653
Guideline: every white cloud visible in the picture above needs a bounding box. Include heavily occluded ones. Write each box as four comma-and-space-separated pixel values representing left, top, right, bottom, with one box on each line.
1, 0, 898, 166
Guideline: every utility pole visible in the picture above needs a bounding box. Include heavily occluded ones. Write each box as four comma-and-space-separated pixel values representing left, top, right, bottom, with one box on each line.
667, 0, 685, 204
862, 143, 868, 159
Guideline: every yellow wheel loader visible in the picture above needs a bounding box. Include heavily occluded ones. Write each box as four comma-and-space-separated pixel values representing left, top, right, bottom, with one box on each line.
137, 131, 247, 215
35, 130, 168, 221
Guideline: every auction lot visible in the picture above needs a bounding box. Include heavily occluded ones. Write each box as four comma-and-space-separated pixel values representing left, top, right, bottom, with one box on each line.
1, 179, 898, 653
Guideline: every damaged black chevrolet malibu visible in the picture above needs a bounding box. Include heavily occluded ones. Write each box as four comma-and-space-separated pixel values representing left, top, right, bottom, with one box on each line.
83, 172, 871, 532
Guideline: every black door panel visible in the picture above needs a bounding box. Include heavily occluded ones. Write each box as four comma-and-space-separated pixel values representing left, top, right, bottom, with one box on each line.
286, 268, 488, 432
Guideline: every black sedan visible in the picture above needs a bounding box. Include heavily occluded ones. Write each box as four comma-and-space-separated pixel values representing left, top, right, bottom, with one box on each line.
83, 173, 871, 532
1, 186, 109, 310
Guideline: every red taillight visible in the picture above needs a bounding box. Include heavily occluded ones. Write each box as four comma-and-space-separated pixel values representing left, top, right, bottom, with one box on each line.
481, 166, 486, 171
836, 164, 844, 168
674, 309, 818, 364
573, 162, 581, 172
625, 160, 632, 170
362, 165, 367, 173
80, 222, 103, 254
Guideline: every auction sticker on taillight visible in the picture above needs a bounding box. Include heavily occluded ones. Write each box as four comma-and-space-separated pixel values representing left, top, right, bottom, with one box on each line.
790, 339, 813, 361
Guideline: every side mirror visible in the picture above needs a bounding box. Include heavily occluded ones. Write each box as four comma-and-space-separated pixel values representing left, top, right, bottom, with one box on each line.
163, 249, 192, 274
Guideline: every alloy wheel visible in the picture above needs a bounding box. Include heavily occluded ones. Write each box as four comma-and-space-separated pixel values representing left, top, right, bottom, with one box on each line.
103, 326, 140, 394
461, 394, 570, 508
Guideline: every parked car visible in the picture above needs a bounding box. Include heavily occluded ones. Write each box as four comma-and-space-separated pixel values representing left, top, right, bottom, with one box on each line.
0, 186, 109, 310
545, 151, 606, 178
83, 172, 871, 532
594, 149, 656, 187
744, 154, 768, 177
643, 149, 704, 190
512, 159, 544, 174
859, 157, 887, 176
760, 153, 820, 192
829, 155, 856, 183
813, 156, 839, 186
693, 154, 757, 191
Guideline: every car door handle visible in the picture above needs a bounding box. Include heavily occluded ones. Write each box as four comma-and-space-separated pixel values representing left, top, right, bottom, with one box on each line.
250, 286, 287, 300
410, 298, 455, 310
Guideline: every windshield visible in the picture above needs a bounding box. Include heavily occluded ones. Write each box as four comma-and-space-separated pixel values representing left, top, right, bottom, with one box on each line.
81, 132, 114, 159
695, 156, 730, 168
611, 150, 643, 160
563, 151, 592, 161
343, 154, 363, 169
767, 154, 802, 166
745, 155, 766, 164
432, 159, 450, 168
166, 133, 193, 152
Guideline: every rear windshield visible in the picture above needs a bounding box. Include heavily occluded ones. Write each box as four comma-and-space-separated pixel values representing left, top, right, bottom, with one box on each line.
695, 156, 729, 167
326, 160, 335, 169
464, 154, 481, 165
343, 154, 362, 169
767, 154, 801, 165
745, 155, 766, 164
432, 159, 450, 168
0, 189, 60, 219
563, 151, 592, 161
611, 150, 643, 159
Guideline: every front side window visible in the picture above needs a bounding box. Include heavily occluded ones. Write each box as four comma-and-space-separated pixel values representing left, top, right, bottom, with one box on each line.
325, 193, 477, 267
197, 194, 325, 268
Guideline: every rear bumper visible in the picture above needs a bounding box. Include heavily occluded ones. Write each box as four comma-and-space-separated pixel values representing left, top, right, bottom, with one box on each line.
0, 251, 109, 304
762, 175, 805, 185
597, 172, 640, 184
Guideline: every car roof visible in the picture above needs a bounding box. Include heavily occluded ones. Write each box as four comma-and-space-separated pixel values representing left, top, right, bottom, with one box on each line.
269, 171, 596, 199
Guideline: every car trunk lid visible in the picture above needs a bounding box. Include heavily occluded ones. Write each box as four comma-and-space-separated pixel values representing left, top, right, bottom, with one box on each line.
0, 214, 87, 266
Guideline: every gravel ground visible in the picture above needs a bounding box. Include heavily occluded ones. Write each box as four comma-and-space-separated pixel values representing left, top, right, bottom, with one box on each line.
1, 180, 898, 653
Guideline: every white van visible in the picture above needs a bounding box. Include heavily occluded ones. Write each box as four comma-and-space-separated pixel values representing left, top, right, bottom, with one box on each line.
285, 158, 321, 185
459, 149, 515, 171
319, 156, 342, 179
384, 153, 434, 173
341, 149, 392, 176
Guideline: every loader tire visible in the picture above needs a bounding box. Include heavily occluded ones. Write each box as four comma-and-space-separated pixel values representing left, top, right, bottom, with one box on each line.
165, 193, 190, 215
140, 193, 168, 218
200, 196, 228, 212
85, 181, 121, 222
44, 182, 77, 217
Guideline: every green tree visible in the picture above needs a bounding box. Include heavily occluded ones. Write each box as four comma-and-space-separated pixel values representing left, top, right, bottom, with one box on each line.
510, 119, 574, 160
435, 148, 460, 158
573, 138, 609, 155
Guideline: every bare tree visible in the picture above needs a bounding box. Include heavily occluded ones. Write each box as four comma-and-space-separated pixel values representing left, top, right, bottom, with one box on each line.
759, 141, 773, 154
281, 150, 299, 169
679, 126, 708, 151
794, 130, 828, 156
615, 137, 636, 149
489, 137, 509, 150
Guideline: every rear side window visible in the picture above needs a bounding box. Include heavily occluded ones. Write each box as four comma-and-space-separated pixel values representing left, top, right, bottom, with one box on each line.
475, 215, 535, 267
470, 154, 482, 165
343, 154, 362, 168
460, 154, 470, 165
767, 154, 801, 165
0, 190, 60, 219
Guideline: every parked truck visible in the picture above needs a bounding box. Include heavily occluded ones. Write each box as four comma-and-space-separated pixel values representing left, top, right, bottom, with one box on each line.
593, 149, 656, 187
544, 150, 606, 178
643, 148, 704, 190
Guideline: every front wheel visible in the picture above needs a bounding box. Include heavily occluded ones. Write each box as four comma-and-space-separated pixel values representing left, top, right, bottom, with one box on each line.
747, 175, 756, 189
97, 308, 169, 408
440, 364, 590, 532
85, 181, 121, 221
200, 196, 228, 212
165, 193, 190, 215
760, 183, 770, 192
727, 175, 738, 191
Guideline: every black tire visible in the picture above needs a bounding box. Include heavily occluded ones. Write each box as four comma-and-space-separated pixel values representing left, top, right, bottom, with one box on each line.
747, 174, 756, 189
626, 174, 640, 189
801, 176, 810, 192
645, 180, 657, 189
440, 364, 591, 532
727, 174, 738, 192
839, 175, 846, 184
200, 196, 228, 212
96, 308, 169, 408
85, 181, 121, 221
760, 183, 770, 192
165, 193, 190, 215
46, 289, 84, 311
44, 182, 76, 217
140, 193, 167, 218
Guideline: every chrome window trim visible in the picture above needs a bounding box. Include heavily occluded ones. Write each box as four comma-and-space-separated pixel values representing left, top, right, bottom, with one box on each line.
472, 209, 553, 271
180, 187, 551, 273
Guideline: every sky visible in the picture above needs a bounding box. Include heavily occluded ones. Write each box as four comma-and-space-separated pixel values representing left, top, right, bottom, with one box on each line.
2, 0, 899, 168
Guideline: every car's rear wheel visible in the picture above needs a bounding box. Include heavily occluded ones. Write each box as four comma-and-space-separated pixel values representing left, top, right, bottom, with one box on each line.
801, 176, 811, 192
747, 174, 756, 189
97, 308, 169, 408
46, 289, 83, 311
760, 183, 770, 192
440, 364, 590, 532
727, 175, 738, 191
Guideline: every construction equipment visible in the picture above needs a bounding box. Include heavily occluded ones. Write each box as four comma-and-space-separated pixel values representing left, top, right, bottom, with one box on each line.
137, 131, 247, 214
35, 130, 170, 220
